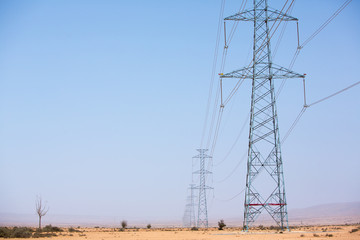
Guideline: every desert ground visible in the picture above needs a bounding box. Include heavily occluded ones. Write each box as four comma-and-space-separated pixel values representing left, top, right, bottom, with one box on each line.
2, 224, 360, 240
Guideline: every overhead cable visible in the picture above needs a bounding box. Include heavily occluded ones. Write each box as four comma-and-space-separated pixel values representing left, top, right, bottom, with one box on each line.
281, 80, 360, 143
223, 0, 296, 106
308, 81, 360, 107
215, 188, 245, 202
300, 0, 352, 49
200, 0, 226, 148
277, 0, 352, 99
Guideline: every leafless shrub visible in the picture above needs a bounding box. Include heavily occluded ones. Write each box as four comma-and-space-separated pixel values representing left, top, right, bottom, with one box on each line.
35, 196, 49, 229
218, 219, 226, 230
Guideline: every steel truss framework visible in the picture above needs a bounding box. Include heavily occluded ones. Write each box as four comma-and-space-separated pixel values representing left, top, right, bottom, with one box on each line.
221, 0, 305, 231
182, 184, 196, 228
193, 149, 212, 228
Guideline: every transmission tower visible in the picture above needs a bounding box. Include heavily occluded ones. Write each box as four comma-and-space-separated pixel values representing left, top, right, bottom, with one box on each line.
182, 184, 196, 228
193, 149, 212, 228
220, 0, 305, 230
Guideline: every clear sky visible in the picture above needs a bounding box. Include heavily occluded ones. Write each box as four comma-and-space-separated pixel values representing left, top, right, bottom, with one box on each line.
0, 0, 359, 226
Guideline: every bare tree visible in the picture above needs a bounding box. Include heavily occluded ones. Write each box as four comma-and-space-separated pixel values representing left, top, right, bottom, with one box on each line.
218, 219, 226, 230
35, 196, 49, 229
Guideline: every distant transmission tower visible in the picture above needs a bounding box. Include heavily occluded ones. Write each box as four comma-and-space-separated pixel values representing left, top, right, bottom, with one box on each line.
193, 149, 212, 228
220, 0, 305, 230
182, 184, 196, 228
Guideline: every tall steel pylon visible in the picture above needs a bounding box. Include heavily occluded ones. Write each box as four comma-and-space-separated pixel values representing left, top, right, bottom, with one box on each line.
182, 184, 196, 228
220, 0, 305, 230
193, 149, 212, 228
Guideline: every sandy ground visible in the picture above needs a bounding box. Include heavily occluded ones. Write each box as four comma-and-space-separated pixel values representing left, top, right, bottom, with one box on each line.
3, 225, 360, 240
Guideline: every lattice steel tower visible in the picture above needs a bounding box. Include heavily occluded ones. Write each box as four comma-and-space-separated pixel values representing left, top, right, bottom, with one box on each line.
182, 184, 196, 228
220, 0, 305, 230
193, 149, 212, 228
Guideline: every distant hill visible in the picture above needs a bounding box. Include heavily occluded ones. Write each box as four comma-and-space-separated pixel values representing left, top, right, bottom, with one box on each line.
1, 202, 359, 227
291, 202, 360, 217
288, 201, 360, 225
208, 202, 360, 227
0, 212, 181, 228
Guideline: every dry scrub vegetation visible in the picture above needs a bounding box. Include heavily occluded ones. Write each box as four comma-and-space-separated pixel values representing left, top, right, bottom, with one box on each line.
0, 224, 359, 239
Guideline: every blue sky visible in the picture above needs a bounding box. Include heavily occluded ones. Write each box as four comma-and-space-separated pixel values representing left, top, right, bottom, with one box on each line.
0, 0, 359, 225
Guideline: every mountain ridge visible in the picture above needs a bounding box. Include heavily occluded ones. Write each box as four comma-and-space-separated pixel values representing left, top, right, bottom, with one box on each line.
1, 201, 359, 227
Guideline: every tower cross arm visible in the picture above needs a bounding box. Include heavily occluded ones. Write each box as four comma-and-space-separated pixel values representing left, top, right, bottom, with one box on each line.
220, 66, 253, 79
193, 185, 214, 190
193, 170, 212, 174
271, 64, 305, 79
220, 64, 305, 79
225, 8, 298, 22
193, 154, 212, 159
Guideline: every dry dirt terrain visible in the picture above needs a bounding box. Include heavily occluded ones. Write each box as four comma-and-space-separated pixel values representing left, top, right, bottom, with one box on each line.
2, 225, 360, 240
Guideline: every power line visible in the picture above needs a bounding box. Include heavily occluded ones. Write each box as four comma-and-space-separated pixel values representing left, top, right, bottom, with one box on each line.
206, 1, 298, 194
215, 112, 249, 167
209, 107, 224, 156
308, 81, 360, 107
216, 152, 247, 183
220, 0, 302, 230
197, 0, 356, 225
206, 87, 221, 148
223, 0, 296, 106
206, 0, 296, 156
225, 0, 248, 47
204, 0, 247, 152
281, 80, 360, 143
300, 0, 352, 49
281, 106, 307, 144
276, 0, 352, 99
199, 0, 249, 217
215, 188, 245, 202
200, 0, 226, 148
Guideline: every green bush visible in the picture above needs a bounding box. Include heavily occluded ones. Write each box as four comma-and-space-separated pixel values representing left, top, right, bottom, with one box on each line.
268, 225, 281, 231
33, 232, 56, 238
121, 220, 127, 229
10, 227, 33, 238
68, 227, 80, 233
0, 227, 11, 238
191, 227, 198, 231
42, 225, 63, 232
0, 227, 56, 238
